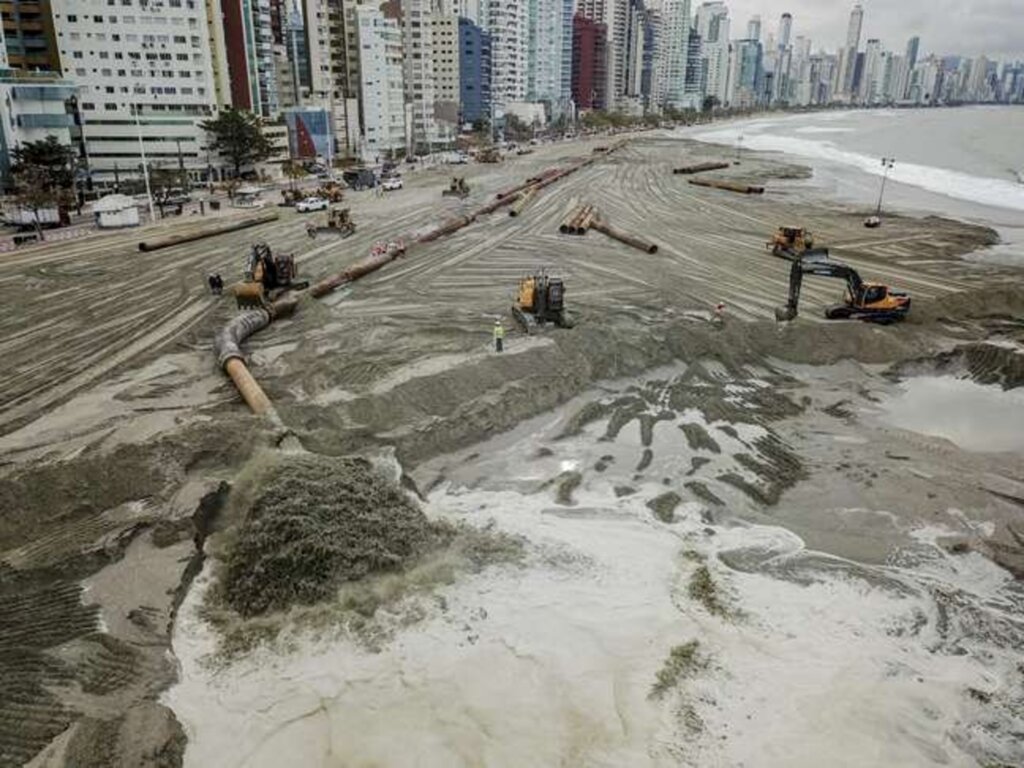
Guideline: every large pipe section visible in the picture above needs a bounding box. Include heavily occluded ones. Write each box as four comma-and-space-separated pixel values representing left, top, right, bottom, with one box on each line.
139, 212, 278, 252
213, 297, 296, 418
673, 161, 731, 174
590, 219, 659, 254
688, 178, 765, 194
509, 186, 538, 217
310, 241, 408, 298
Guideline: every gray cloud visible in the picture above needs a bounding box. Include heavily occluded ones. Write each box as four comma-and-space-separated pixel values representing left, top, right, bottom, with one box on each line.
721, 0, 1024, 61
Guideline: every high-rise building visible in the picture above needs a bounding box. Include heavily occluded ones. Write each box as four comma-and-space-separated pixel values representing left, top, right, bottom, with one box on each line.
432, 12, 460, 137
772, 12, 792, 103
48, 0, 220, 185
624, 0, 647, 103
641, 6, 661, 110
571, 12, 607, 109
0, 24, 7, 68
302, 0, 350, 159
657, 0, 691, 108
219, 0, 279, 118
1, 0, 60, 72
0, 70, 78, 190
458, 16, 491, 124
355, 4, 405, 158
400, 0, 439, 151
859, 38, 883, 104
727, 38, 762, 107
526, 0, 571, 110
746, 15, 760, 42
695, 2, 729, 106
484, 0, 527, 116
905, 36, 919, 74
838, 3, 863, 98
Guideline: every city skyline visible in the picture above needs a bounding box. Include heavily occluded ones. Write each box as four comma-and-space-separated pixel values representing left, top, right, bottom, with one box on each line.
721, 0, 1024, 60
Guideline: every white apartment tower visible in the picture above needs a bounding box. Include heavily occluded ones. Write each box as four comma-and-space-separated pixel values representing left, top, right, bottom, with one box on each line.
695, 2, 729, 105
401, 0, 439, 151
355, 5, 406, 158
657, 0, 691, 108
483, 0, 527, 117
49, 0, 219, 185
526, 0, 570, 109
859, 38, 883, 104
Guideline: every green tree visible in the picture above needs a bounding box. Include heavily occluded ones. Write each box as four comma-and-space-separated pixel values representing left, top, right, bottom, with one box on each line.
200, 109, 275, 177
10, 135, 77, 190
702, 95, 720, 113
503, 113, 533, 142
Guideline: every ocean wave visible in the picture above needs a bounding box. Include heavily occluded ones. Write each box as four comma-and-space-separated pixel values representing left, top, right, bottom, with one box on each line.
793, 126, 854, 134
691, 128, 1024, 213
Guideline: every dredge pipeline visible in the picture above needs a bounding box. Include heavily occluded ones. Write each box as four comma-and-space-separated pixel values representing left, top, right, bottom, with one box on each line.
509, 186, 538, 217
218, 139, 630, 414
673, 161, 731, 175
139, 212, 279, 252
590, 218, 659, 254
688, 178, 765, 194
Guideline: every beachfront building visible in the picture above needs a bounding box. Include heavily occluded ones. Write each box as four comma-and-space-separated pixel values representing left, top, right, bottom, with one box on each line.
656, 0, 690, 109
837, 2, 862, 100
355, 4, 405, 159
483, 0, 527, 118
526, 0, 572, 115
431, 12, 460, 141
695, 2, 729, 107
1, 0, 60, 72
571, 12, 607, 110
48, 0, 219, 186
0, 69, 77, 190
458, 17, 491, 124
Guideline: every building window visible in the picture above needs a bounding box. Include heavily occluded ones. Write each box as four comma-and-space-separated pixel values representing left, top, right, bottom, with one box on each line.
73, 51, 83, 59
67, 14, 78, 22
93, 15, 103, 22
104, 103, 117, 110
82, 102, 95, 110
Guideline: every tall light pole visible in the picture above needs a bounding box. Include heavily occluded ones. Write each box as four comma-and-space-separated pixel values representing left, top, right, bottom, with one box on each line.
875, 156, 895, 216
131, 101, 156, 222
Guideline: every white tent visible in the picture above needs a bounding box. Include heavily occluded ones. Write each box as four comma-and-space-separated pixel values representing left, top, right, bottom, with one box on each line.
93, 195, 140, 228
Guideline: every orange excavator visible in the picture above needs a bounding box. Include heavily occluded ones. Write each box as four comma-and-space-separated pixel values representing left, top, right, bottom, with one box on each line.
776, 252, 910, 323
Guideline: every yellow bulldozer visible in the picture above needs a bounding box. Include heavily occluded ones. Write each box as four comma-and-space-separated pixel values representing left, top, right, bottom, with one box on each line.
316, 181, 345, 203
477, 147, 501, 163
306, 207, 355, 238
767, 226, 828, 260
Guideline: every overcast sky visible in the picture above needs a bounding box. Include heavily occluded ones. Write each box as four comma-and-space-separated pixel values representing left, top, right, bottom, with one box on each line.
722, 0, 1024, 61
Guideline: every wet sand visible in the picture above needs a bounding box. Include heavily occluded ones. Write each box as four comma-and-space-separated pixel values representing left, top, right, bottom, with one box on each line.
2, 132, 1023, 766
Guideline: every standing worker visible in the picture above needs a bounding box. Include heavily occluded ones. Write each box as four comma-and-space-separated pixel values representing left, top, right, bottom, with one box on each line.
493, 319, 505, 352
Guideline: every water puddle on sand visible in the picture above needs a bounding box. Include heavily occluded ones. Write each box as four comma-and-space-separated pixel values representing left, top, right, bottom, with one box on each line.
878, 376, 1024, 453
165, 367, 1024, 768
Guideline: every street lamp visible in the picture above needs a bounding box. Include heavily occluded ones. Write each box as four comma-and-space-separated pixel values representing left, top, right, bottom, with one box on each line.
735, 133, 744, 163
875, 157, 895, 215
130, 101, 156, 222
865, 157, 895, 227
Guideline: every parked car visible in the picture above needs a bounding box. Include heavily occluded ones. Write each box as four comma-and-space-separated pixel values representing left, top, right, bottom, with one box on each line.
342, 168, 378, 190
451, 152, 469, 165
381, 177, 403, 191
295, 196, 329, 212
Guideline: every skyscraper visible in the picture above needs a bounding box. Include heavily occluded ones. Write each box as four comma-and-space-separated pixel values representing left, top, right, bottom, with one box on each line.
526, 0, 571, 110
484, 0, 528, 116
459, 16, 491, 123
355, 4, 406, 157
695, 2, 729, 106
746, 15, 761, 42
1, 0, 61, 72
572, 13, 608, 109
905, 36, 920, 73
658, 0, 691, 108
839, 3, 863, 98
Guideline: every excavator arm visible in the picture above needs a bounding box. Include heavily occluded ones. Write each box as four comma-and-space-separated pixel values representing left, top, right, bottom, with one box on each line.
776, 255, 864, 321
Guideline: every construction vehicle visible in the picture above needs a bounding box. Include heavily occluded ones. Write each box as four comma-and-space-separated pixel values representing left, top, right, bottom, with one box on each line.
280, 188, 304, 206
442, 177, 470, 198
233, 242, 308, 308
776, 252, 911, 323
511, 273, 572, 333
306, 207, 355, 239
316, 181, 345, 203
342, 168, 378, 190
477, 147, 501, 163
768, 226, 828, 260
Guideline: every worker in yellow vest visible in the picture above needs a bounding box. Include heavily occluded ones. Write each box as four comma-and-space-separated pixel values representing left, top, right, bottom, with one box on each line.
493, 319, 505, 352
